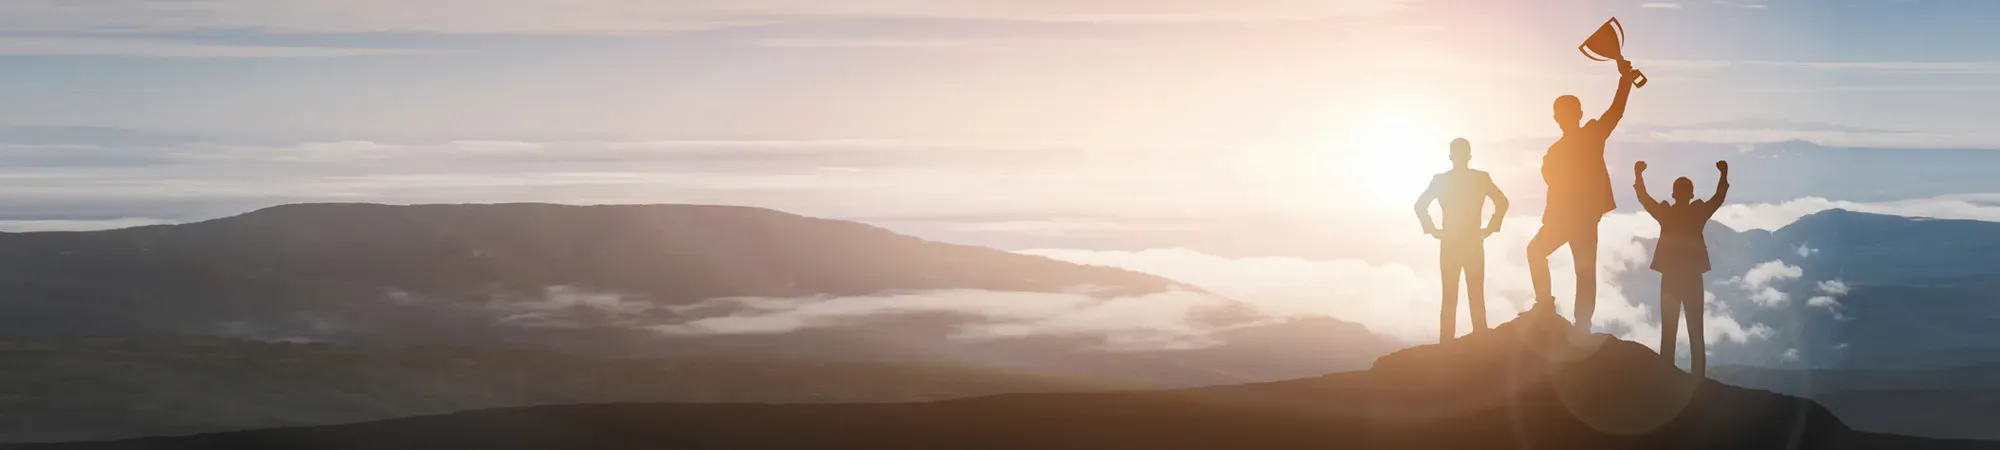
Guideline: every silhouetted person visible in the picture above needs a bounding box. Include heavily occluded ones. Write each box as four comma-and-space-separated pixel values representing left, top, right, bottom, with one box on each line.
1527, 60, 1642, 332
1415, 138, 1509, 343
1635, 159, 1729, 378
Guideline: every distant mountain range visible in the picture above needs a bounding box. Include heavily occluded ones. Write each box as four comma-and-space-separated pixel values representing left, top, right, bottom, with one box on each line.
15, 313, 1991, 450
1612, 209, 2000, 369
1603, 209, 2000, 441
0, 202, 1176, 336
6, 203, 2000, 444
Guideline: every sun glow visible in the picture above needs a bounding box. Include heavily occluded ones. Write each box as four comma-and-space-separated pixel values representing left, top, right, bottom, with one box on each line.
1316, 104, 1455, 210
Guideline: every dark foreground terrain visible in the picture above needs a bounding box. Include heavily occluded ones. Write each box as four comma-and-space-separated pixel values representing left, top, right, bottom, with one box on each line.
0, 338, 1128, 444
14, 313, 1995, 450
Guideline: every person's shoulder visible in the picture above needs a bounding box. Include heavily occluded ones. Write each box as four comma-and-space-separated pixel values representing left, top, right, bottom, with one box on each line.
1587, 119, 1618, 135
1440, 169, 1490, 180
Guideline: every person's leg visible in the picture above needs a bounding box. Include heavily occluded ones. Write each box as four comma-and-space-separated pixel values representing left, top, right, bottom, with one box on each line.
1570, 222, 1601, 332
1526, 225, 1565, 311
1681, 273, 1707, 379
1465, 242, 1489, 333
1439, 248, 1462, 343
1658, 278, 1681, 366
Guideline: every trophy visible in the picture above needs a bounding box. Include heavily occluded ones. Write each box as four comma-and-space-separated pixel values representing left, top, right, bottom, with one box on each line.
1579, 17, 1648, 87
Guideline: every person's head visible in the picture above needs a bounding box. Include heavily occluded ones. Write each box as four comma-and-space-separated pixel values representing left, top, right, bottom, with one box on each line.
1672, 177, 1695, 203
1449, 138, 1471, 167
1553, 95, 1583, 131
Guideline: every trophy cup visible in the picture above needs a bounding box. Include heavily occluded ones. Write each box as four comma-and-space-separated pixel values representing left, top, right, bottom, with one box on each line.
1579, 17, 1648, 88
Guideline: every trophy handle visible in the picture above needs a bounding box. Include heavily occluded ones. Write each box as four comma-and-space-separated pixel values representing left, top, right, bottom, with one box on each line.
1578, 43, 1611, 62
1608, 17, 1625, 47
1612, 18, 1640, 87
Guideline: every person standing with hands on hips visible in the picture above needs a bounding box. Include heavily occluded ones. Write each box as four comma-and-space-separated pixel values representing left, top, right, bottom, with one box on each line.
1415, 138, 1509, 343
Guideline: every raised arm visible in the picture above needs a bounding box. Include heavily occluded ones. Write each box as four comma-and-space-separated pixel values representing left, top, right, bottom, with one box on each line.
1415, 176, 1442, 236
1598, 61, 1640, 129
1482, 173, 1508, 235
1705, 160, 1731, 215
1633, 161, 1663, 217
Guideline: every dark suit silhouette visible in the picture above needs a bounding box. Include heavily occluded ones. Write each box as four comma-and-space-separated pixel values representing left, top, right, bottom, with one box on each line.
1415, 138, 1509, 343
1527, 60, 1642, 332
1635, 160, 1729, 378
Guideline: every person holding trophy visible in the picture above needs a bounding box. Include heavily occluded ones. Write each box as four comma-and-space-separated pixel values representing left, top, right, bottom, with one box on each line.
1526, 18, 1646, 332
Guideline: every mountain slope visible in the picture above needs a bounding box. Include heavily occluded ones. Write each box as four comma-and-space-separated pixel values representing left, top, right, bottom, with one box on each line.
0, 203, 1186, 336
0, 338, 1127, 444
1714, 364, 2000, 440
0, 203, 1403, 443
1606, 209, 2000, 369
19, 313, 1991, 450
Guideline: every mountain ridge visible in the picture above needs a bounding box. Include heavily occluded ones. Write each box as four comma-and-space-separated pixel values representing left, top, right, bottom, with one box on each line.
14, 312, 1989, 450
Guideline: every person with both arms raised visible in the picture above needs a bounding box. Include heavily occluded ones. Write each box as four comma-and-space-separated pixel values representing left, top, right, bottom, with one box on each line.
1634, 159, 1730, 378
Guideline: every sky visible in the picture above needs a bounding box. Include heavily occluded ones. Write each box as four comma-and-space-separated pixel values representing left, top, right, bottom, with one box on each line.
1, 0, 1999, 364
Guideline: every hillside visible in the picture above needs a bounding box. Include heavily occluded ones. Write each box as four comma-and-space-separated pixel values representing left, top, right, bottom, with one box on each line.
18, 313, 1993, 450
1715, 364, 2000, 440
0, 337, 1131, 444
0, 203, 1402, 443
0, 203, 1183, 337
1602, 209, 2000, 369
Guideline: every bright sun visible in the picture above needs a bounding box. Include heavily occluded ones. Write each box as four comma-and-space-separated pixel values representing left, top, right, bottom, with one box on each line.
1332, 112, 1448, 206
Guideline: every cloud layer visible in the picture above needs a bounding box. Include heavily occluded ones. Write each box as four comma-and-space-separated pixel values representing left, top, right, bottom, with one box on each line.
654, 289, 1242, 351
1024, 211, 1776, 353
0, 1, 1408, 35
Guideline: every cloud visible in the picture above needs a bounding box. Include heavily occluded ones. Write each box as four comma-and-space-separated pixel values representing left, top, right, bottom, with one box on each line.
1727, 260, 1801, 308
1684, 291, 1776, 347
1746, 288, 1787, 307
0, 1, 1410, 35
414, 285, 1256, 351
0, 36, 451, 58
1716, 195, 2000, 231
1780, 348, 1800, 363
652, 289, 1243, 351
1654, 60, 2000, 75
1712, 198, 1846, 231
1807, 279, 1851, 320
1022, 247, 1477, 343
1739, 260, 1803, 288
487, 286, 659, 329
1638, 126, 1989, 149
0, 217, 173, 232
1711, 1, 1767, 9
1024, 213, 1775, 351
750, 37, 1139, 49
948, 219, 1193, 236
1640, 2, 1684, 8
